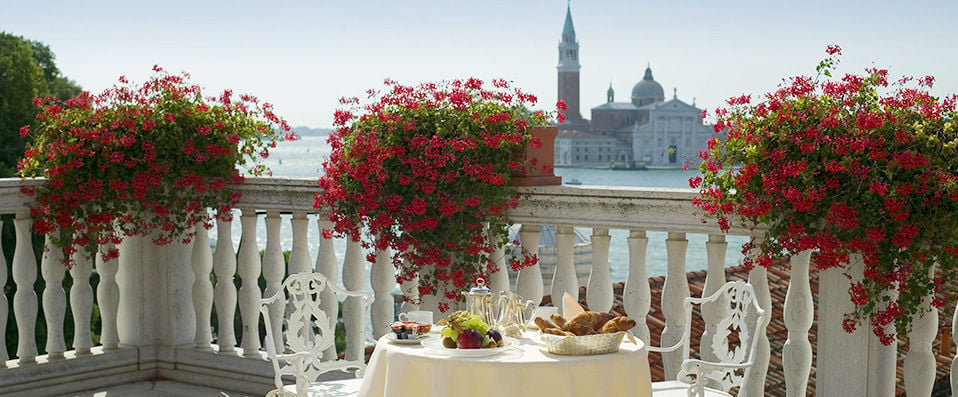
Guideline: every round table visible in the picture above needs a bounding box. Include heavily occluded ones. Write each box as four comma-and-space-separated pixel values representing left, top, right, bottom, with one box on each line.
358, 331, 652, 397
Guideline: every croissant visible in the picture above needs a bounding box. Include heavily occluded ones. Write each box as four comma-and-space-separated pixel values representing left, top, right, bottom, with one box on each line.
542, 311, 635, 336
550, 313, 567, 329
542, 327, 575, 337
534, 316, 559, 331
600, 316, 636, 334
566, 311, 616, 334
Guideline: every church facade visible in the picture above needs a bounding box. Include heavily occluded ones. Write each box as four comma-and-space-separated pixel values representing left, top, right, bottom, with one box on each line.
553, 5, 720, 168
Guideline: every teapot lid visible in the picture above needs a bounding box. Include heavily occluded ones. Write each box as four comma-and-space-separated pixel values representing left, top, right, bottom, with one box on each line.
467, 278, 490, 295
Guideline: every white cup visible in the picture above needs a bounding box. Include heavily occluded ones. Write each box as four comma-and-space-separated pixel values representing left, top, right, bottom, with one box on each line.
530, 306, 559, 327
399, 310, 433, 324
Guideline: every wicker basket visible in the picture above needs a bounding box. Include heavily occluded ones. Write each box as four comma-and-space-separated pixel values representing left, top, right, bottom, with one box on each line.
539, 331, 627, 355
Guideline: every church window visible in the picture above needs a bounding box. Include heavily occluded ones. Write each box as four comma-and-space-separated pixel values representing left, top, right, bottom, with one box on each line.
576, 155, 580, 161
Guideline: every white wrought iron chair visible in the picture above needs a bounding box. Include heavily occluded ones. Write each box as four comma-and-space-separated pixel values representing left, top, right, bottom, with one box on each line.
649, 280, 768, 397
260, 272, 375, 397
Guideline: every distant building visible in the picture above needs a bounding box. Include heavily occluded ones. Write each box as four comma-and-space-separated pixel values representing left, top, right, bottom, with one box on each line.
554, 4, 721, 168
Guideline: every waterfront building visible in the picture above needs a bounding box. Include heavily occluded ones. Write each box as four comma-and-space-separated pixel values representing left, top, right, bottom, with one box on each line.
554, 4, 721, 168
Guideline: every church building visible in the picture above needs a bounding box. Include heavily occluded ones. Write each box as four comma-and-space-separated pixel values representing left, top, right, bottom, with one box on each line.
554, 5, 720, 168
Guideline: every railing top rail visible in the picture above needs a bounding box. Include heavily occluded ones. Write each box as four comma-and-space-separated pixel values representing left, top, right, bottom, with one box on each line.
0, 177, 41, 214
0, 177, 763, 235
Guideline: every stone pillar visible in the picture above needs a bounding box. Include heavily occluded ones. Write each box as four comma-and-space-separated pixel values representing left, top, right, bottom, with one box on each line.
117, 231, 197, 359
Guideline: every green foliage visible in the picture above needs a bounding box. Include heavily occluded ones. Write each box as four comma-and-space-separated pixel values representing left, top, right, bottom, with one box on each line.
0, 32, 80, 178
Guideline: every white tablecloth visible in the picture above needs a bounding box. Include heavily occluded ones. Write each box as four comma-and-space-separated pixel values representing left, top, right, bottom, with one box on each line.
358, 331, 652, 397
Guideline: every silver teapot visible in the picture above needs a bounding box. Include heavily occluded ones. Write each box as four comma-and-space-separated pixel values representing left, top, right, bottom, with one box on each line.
462, 278, 497, 326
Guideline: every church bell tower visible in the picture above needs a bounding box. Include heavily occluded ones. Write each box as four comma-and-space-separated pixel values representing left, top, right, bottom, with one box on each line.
557, 3, 582, 123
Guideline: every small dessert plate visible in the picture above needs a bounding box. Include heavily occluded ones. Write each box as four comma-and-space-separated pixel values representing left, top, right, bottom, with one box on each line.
386, 333, 428, 345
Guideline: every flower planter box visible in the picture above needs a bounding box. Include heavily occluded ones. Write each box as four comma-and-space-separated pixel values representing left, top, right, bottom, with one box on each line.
510, 126, 562, 186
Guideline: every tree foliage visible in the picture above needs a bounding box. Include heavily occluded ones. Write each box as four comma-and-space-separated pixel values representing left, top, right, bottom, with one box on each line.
0, 32, 81, 178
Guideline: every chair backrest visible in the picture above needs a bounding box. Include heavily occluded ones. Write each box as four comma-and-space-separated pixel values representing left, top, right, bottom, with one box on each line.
260, 272, 372, 395
678, 280, 767, 396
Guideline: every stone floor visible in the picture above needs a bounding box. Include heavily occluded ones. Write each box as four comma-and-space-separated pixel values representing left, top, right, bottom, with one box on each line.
57, 380, 259, 397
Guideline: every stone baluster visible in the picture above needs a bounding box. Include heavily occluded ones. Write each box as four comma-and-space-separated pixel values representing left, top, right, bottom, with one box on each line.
237, 209, 262, 356
419, 265, 441, 315
587, 228, 612, 312
551, 226, 578, 314
342, 237, 366, 361
0, 219, 7, 362
903, 264, 938, 396
69, 249, 94, 354
660, 232, 689, 379
96, 241, 120, 350
213, 217, 238, 352
699, 234, 727, 364
743, 239, 771, 397
287, 212, 311, 275
192, 223, 214, 349
867, 288, 898, 396
816, 253, 867, 394
516, 224, 543, 304
13, 213, 38, 363
41, 235, 66, 359
262, 211, 286, 353
398, 260, 420, 315
623, 230, 650, 343
782, 250, 813, 396
371, 241, 394, 338
487, 225, 510, 298
315, 219, 340, 360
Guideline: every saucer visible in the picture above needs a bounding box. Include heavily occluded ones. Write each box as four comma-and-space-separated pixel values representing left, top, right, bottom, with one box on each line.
386, 333, 428, 345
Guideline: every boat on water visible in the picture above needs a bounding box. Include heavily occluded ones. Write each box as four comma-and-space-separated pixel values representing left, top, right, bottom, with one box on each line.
564, 178, 582, 185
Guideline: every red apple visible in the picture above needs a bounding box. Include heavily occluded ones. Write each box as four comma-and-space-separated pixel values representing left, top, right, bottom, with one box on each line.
457, 329, 482, 349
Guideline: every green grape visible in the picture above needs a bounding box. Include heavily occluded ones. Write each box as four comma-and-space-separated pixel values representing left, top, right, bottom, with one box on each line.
441, 326, 460, 341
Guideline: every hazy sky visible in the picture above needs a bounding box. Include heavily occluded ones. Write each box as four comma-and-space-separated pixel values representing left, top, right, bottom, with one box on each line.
3, 0, 956, 128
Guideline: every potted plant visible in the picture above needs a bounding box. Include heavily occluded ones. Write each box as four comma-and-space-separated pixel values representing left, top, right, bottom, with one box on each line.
18, 65, 295, 263
316, 78, 564, 312
693, 46, 957, 343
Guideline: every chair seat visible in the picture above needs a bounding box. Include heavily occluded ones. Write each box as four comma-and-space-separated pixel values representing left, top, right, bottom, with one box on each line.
271, 378, 362, 397
651, 380, 733, 397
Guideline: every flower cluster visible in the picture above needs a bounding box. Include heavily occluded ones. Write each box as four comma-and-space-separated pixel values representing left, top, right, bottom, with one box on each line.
19, 66, 296, 263
316, 78, 562, 311
694, 46, 957, 344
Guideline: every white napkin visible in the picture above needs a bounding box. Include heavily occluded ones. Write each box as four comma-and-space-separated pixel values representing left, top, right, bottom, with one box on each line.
561, 292, 584, 319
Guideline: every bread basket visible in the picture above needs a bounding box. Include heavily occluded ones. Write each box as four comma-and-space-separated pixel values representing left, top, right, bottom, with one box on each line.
539, 331, 629, 355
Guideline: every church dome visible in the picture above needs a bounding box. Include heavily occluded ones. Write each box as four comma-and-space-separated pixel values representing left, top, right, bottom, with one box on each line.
631, 66, 665, 106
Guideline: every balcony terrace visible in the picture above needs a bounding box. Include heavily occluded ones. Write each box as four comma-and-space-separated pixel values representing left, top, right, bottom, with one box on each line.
0, 177, 953, 396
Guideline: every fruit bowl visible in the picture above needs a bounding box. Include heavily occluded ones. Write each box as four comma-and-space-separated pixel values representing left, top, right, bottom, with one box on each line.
422, 336, 517, 357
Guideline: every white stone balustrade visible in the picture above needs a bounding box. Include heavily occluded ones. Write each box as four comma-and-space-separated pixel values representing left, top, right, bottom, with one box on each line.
0, 177, 954, 397
41, 234, 66, 360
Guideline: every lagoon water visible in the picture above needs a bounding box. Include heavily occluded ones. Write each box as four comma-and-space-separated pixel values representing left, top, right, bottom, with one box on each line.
230, 135, 747, 289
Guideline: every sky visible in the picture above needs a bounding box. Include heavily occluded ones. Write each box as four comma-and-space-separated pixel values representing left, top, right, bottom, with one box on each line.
2, 0, 957, 129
